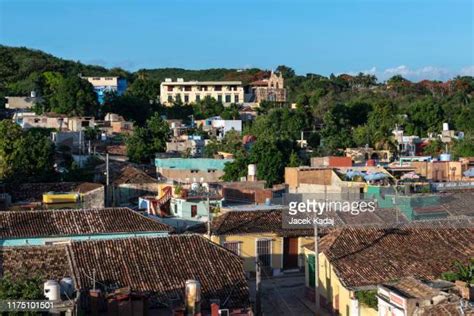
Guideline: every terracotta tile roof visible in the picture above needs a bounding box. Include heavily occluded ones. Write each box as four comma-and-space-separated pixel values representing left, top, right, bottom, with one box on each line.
8, 182, 103, 202
95, 162, 157, 185
74, 182, 104, 193
415, 301, 474, 316
382, 277, 440, 299
0, 245, 71, 280
306, 225, 474, 289
106, 145, 127, 156
250, 80, 269, 86
67, 235, 250, 309
0, 236, 250, 310
0, 208, 173, 238
210, 210, 314, 237
412, 192, 474, 217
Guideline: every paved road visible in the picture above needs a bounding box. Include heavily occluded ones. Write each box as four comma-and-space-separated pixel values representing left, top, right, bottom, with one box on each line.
248, 273, 317, 316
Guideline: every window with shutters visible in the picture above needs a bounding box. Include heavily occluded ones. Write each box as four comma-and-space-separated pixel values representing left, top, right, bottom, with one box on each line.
223, 241, 241, 256
256, 239, 271, 267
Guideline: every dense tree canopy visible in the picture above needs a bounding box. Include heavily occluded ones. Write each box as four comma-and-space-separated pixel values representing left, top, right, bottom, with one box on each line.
126, 76, 161, 102
43, 75, 99, 116
126, 113, 170, 163
204, 130, 243, 158
1, 46, 474, 188
103, 94, 152, 126
0, 276, 45, 300
193, 96, 225, 119
0, 120, 56, 184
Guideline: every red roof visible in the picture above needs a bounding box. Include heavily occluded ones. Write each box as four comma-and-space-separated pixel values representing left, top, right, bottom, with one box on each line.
307, 224, 474, 289
250, 79, 268, 86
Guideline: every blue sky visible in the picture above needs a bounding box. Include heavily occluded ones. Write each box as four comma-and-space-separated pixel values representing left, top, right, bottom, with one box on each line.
0, 0, 473, 81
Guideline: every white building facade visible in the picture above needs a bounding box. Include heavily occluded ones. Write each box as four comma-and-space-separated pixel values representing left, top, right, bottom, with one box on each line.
160, 78, 244, 106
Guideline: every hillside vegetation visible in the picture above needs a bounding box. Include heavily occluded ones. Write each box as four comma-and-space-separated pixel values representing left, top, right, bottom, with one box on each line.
1, 45, 473, 186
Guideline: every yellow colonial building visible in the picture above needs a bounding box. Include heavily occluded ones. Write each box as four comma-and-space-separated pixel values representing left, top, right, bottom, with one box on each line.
203, 209, 314, 276
160, 78, 244, 106
303, 225, 473, 316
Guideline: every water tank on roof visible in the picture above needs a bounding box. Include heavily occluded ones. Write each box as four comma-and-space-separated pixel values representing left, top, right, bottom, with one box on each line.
185, 279, 201, 305
440, 154, 451, 161
60, 277, 74, 297
248, 164, 256, 177
44, 280, 60, 301
31, 91, 37, 98
191, 182, 200, 191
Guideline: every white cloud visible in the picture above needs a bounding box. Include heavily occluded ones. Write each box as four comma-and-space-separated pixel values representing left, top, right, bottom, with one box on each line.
383, 65, 410, 76
383, 65, 450, 81
360, 66, 377, 75
460, 66, 474, 76
341, 65, 474, 82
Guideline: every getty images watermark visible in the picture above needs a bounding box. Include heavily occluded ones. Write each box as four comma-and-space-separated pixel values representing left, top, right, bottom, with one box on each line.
280, 192, 474, 229
281, 193, 379, 229
287, 199, 377, 225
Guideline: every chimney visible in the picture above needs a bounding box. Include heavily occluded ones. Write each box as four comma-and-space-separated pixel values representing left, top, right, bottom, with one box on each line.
211, 303, 219, 316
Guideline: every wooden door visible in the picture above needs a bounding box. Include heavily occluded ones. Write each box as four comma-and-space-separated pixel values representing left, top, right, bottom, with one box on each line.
283, 237, 299, 269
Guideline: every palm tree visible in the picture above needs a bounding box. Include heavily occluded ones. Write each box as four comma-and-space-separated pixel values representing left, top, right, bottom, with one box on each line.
442, 259, 474, 284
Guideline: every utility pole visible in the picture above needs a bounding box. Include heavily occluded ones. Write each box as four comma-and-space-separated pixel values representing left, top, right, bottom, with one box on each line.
105, 153, 110, 186
314, 220, 320, 313
207, 194, 211, 237
105, 153, 110, 207
255, 258, 262, 316
78, 129, 82, 155
313, 188, 326, 313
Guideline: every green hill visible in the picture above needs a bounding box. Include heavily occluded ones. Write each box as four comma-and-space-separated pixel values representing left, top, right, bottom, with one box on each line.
0, 46, 269, 106
0, 46, 116, 95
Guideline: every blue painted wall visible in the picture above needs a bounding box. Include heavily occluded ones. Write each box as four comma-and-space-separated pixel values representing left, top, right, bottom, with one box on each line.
155, 158, 233, 171
0, 231, 167, 247
171, 198, 221, 220
94, 78, 128, 104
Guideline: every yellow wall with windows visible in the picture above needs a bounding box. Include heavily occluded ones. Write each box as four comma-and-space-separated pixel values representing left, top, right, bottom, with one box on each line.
210, 234, 313, 272
303, 248, 377, 316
